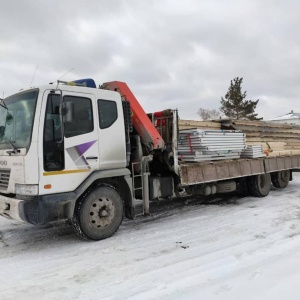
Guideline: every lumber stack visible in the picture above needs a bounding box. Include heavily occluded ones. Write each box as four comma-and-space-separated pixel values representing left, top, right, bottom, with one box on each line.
178, 129, 246, 162
178, 119, 221, 130
179, 119, 300, 157
220, 119, 300, 156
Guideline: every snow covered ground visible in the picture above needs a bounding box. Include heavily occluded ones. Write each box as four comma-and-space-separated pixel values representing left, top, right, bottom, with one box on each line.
1, 174, 300, 300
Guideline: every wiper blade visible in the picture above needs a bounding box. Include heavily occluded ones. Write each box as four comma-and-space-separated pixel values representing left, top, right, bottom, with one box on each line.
5, 139, 17, 150
5, 140, 20, 155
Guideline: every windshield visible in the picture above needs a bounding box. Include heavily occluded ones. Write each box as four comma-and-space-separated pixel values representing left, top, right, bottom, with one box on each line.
0, 90, 38, 150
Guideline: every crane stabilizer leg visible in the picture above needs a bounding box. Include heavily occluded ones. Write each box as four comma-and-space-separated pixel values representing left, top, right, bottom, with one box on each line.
101, 81, 165, 151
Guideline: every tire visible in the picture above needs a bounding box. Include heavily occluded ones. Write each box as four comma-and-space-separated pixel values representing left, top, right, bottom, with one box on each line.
237, 177, 251, 196
72, 185, 123, 241
248, 173, 271, 197
271, 170, 290, 189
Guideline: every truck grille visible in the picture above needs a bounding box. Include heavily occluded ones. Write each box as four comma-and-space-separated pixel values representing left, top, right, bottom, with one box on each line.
0, 169, 10, 190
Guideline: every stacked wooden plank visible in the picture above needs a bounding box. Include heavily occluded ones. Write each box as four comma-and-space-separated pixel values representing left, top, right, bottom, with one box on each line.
179, 119, 300, 157
220, 119, 300, 156
178, 119, 221, 130
178, 129, 246, 162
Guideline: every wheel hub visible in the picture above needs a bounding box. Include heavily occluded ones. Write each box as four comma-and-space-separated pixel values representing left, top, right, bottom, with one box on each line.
99, 209, 108, 217
89, 197, 115, 228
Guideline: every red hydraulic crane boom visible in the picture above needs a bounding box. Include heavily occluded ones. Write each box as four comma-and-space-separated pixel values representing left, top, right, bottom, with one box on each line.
101, 81, 165, 151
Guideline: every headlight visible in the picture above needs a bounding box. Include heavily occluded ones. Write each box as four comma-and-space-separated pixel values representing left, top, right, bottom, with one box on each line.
15, 184, 38, 196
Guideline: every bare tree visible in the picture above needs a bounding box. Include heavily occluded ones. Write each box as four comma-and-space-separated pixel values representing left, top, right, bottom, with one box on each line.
197, 108, 221, 120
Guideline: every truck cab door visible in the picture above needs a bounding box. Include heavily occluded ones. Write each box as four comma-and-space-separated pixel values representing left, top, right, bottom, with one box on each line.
62, 92, 99, 171
40, 90, 99, 194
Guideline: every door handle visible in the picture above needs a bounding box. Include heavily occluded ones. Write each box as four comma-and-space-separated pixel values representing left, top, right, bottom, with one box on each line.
86, 156, 98, 160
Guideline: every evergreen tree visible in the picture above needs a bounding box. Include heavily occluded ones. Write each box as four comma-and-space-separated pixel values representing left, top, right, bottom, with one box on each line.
220, 77, 262, 120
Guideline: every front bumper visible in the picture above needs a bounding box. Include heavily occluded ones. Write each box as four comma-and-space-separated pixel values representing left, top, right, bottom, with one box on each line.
0, 195, 25, 222
0, 192, 76, 225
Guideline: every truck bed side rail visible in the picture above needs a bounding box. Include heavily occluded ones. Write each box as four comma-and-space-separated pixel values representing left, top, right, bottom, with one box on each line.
179, 155, 300, 186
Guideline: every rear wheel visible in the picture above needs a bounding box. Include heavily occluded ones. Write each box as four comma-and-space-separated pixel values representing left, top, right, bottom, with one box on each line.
72, 185, 123, 240
248, 173, 271, 197
271, 170, 290, 189
237, 177, 251, 196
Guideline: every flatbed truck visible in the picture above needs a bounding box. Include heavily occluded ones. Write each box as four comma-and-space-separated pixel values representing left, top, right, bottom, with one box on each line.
0, 79, 299, 240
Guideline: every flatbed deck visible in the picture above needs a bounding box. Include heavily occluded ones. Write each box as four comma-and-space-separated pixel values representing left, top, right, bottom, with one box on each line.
179, 155, 300, 186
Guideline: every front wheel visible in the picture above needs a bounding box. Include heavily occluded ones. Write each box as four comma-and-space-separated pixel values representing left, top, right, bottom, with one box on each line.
72, 185, 123, 240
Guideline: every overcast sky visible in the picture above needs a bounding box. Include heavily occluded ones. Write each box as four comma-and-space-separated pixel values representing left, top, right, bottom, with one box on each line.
1, 0, 299, 120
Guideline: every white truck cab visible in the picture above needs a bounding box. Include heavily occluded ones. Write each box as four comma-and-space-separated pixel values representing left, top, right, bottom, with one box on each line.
0, 80, 135, 240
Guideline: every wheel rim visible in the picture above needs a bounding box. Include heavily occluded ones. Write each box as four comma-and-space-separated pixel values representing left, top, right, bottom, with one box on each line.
89, 197, 115, 228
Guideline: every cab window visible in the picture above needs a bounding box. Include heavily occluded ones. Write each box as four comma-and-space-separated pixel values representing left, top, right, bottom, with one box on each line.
98, 100, 117, 129
64, 96, 93, 138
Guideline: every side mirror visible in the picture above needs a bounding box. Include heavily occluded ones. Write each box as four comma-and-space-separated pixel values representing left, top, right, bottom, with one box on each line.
61, 101, 75, 123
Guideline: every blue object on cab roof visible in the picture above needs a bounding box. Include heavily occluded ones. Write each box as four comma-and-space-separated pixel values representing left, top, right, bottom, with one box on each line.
73, 78, 97, 88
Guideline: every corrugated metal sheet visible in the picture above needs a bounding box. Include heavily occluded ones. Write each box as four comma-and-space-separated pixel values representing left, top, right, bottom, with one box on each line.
178, 129, 246, 162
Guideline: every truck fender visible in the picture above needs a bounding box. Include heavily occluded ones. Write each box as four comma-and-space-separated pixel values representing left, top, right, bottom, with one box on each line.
73, 169, 135, 220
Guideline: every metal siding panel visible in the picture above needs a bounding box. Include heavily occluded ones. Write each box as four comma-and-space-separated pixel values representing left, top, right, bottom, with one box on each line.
264, 158, 270, 172
267, 157, 278, 172
292, 156, 299, 168
250, 160, 263, 174
190, 165, 204, 183
202, 164, 218, 182
180, 165, 204, 184
216, 162, 230, 180
285, 157, 292, 169
277, 157, 285, 170
228, 161, 242, 178
179, 155, 300, 186
240, 160, 253, 176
